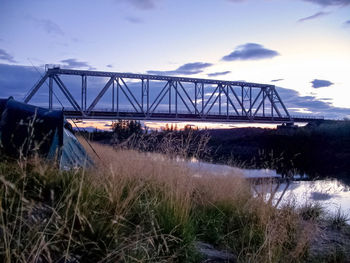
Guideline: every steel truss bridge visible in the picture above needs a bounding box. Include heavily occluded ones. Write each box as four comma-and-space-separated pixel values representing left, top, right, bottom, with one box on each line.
24, 67, 324, 124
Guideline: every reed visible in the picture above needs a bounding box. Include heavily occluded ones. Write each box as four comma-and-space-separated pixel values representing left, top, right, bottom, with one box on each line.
0, 139, 317, 262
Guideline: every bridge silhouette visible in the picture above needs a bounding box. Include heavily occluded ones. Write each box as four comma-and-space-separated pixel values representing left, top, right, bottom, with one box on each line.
24, 67, 324, 124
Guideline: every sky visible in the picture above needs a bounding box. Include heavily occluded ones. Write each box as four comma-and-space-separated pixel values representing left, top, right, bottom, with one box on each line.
0, 0, 350, 129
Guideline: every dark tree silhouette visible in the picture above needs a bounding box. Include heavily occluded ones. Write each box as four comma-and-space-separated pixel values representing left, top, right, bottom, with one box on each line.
112, 120, 143, 142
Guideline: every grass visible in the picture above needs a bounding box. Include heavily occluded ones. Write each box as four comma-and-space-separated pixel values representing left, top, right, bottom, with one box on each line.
299, 202, 325, 221
328, 208, 349, 230
0, 140, 321, 262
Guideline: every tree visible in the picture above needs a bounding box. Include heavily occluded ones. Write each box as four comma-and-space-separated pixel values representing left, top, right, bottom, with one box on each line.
112, 120, 142, 142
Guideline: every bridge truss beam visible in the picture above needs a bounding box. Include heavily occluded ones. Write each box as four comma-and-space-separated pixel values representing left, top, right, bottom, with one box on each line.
24, 67, 292, 123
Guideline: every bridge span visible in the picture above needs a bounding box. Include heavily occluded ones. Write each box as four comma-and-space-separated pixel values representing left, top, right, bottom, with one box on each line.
24, 67, 324, 124
63, 110, 322, 124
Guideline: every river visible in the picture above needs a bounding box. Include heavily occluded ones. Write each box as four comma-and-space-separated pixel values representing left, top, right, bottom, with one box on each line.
187, 159, 350, 218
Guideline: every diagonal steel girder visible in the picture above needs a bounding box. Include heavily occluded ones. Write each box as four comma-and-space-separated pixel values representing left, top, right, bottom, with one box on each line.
265, 87, 283, 118
119, 78, 143, 112
87, 76, 116, 112
177, 81, 200, 114
24, 72, 49, 103
116, 78, 142, 113
23, 67, 292, 122
171, 81, 192, 114
220, 85, 240, 116
228, 85, 250, 118
53, 75, 84, 114
149, 81, 170, 114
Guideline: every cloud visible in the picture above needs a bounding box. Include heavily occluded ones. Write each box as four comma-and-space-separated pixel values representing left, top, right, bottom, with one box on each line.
0, 63, 41, 100
127, 0, 159, 10
301, 0, 350, 6
147, 62, 213, 76
176, 62, 213, 72
311, 79, 334, 88
222, 43, 279, 61
276, 86, 350, 118
106, 64, 113, 68
60, 59, 95, 70
298, 11, 330, 22
30, 17, 64, 36
0, 63, 105, 107
124, 16, 143, 23
0, 48, 16, 63
207, 71, 231, 77
271, 79, 284, 82
344, 19, 350, 26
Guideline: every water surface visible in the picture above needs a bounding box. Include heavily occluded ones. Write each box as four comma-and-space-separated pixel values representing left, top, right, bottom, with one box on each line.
188, 159, 350, 217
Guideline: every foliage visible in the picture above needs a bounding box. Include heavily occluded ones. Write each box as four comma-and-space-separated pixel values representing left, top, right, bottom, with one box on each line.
0, 141, 316, 262
82, 120, 350, 177
112, 120, 143, 142
329, 208, 349, 230
298, 203, 324, 221
206, 121, 350, 177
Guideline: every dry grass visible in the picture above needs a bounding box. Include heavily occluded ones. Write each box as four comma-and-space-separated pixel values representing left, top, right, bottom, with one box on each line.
83, 140, 315, 262
0, 139, 317, 262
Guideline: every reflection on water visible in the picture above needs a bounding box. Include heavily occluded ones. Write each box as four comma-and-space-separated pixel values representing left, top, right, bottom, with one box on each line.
188, 159, 350, 216
187, 159, 282, 178
277, 179, 350, 215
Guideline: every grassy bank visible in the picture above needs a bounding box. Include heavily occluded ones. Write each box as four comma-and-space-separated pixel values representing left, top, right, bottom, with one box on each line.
207, 121, 350, 177
83, 120, 350, 178
0, 142, 339, 262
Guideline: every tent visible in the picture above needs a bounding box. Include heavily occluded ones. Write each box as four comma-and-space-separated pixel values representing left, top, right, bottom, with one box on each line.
0, 97, 92, 169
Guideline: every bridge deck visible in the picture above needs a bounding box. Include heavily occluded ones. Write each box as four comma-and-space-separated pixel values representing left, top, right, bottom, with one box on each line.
64, 110, 323, 123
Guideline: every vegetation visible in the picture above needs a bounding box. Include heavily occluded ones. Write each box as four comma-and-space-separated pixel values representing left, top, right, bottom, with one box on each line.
206, 120, 350, 177
2, 120, 350, 262
82, 120, 211, 160
0, 141, 322, 262
328, 208, 350, 230
298, 203, 324, 221
85, 120, 350, 178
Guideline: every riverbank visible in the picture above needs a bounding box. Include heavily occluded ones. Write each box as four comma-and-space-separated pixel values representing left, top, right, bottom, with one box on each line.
83, 120, 350, 179
205, 120, 350, 178
1, 142, 349, 262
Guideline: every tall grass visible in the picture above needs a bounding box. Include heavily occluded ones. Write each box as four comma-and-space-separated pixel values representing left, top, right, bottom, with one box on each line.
111, 127, 211, 161
0, 139, 316, 262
